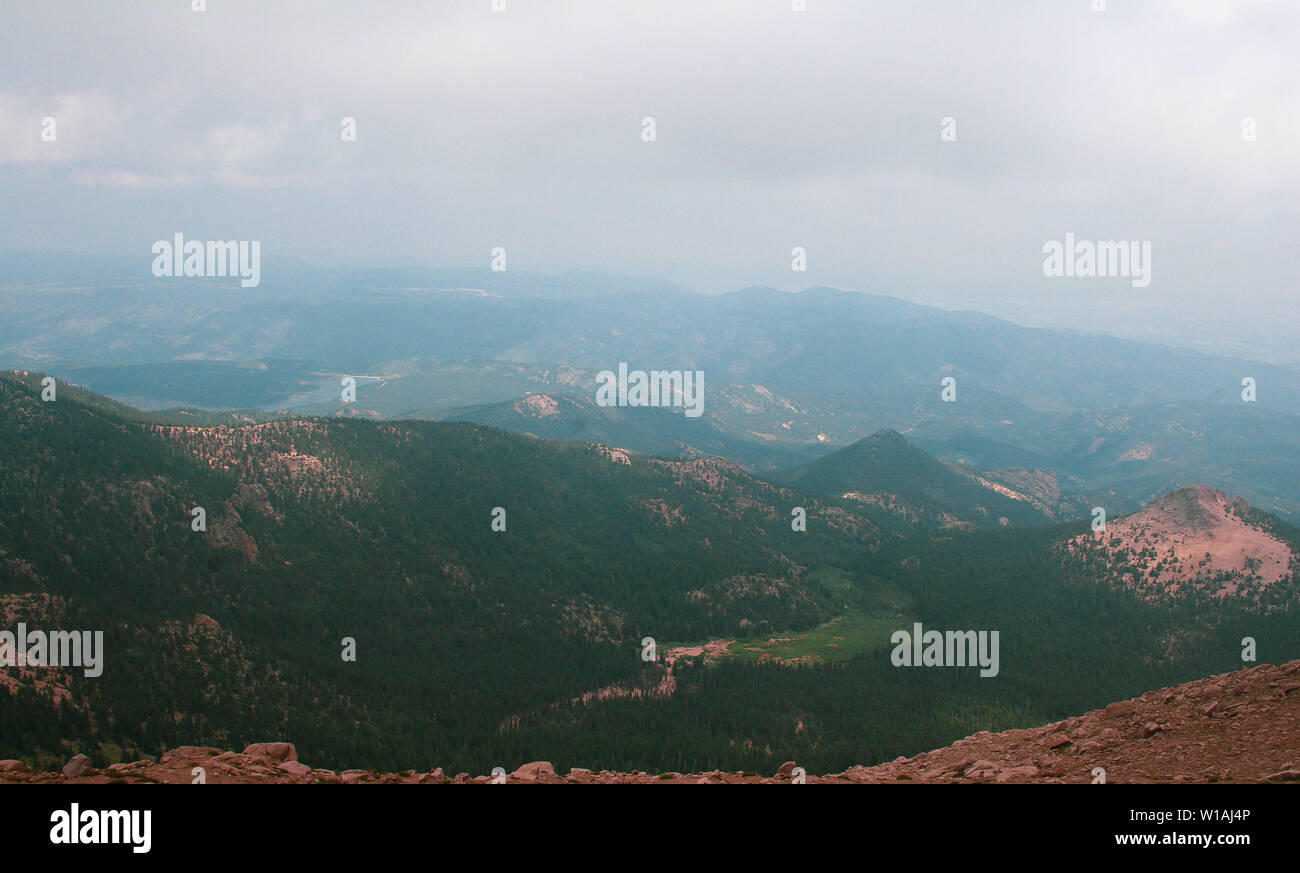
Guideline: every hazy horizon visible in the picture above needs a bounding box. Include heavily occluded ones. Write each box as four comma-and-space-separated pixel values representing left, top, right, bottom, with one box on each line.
3, 0, 1298, 363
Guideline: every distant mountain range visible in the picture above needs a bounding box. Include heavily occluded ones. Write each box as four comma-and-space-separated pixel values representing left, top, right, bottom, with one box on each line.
4, 259, 1297, 520
6, 265, 1297, 412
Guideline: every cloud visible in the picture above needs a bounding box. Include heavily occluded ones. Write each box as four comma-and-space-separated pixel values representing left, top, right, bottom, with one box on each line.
0, 0, 1295, 358
0, 90, 124, 165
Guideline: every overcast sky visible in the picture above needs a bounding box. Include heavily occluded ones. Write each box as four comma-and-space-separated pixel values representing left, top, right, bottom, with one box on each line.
2, 1, 1297, 360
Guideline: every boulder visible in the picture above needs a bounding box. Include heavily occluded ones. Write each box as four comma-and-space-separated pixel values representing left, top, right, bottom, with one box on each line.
0, 759, 30, 775
510, 761, 556, 782
279, 760, 311, 777
1262, 769, 1300, 782
242, 742, 297, 763
963, 759, 999, 779
995, 765, 1040, 782
62, 754, 94, 779
946, 756, 977, 773
1042, 732, 1071, 749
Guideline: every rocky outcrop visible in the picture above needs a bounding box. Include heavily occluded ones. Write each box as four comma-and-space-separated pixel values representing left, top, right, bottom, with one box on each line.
1067, 486, 1297, 599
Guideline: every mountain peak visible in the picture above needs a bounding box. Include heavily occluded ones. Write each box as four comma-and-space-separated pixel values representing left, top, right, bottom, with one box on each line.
1069, 486, 1296, 599
1142, 485, 1250, 531
776, 426, 1061, 529
860, 427, 908, 445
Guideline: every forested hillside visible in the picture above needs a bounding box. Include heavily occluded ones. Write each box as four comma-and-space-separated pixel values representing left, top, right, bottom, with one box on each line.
0, 372, 883, 770
2, 372, 1297, 776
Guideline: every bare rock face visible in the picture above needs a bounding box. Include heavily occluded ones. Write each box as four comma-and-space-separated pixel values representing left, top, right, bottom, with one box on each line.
242, 742, 297, 764
62, 754, 94, 779
230, 482, 278, 520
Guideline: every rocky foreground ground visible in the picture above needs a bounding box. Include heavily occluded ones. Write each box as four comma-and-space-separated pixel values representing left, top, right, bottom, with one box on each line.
5, 660, 1299, 785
